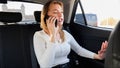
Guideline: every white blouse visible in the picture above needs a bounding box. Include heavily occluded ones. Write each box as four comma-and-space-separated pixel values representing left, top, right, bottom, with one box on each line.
33, 30, 95, 68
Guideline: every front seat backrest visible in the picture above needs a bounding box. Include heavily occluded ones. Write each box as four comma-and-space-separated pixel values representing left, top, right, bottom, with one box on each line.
105, 21, 120, 68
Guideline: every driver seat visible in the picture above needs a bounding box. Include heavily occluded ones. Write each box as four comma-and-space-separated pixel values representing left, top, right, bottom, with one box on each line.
105, 21, 120, 68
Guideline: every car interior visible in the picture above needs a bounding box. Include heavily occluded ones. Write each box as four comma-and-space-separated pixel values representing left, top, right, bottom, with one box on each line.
0, 0, 118, 68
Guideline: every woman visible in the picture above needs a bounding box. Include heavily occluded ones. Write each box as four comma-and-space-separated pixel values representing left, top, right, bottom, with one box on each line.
33, 0, 108, 68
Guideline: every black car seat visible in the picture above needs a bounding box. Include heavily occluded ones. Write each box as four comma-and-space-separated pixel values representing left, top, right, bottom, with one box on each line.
0, 11, 41, 68
105, 21, 120, 68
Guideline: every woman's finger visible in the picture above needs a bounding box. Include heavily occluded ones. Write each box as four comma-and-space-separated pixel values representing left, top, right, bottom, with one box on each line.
101, 42, 104, 50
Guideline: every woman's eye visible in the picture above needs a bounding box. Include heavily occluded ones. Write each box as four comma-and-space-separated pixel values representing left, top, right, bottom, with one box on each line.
53, 12, 58, 14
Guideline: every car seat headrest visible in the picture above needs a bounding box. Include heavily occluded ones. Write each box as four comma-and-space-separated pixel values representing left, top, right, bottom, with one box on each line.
0, 12, 22, 24
34, 11, 41, 22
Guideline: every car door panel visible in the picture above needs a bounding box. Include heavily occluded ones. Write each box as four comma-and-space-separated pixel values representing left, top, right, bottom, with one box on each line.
68, 23, 111, 68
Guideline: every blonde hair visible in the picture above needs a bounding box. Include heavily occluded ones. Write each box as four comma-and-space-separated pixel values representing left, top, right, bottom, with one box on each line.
40, 0, 65, 42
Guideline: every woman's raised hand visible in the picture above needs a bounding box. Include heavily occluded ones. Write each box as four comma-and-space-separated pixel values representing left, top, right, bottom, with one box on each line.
98, 41, 108, 60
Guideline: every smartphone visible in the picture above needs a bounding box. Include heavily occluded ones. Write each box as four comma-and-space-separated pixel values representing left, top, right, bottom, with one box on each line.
55, 19, 57, 27
44, 14, 57, 27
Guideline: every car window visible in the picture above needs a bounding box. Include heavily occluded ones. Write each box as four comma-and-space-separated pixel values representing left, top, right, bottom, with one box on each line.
74, 3, 85, 25
0, 1, 43, 24
74, 0, 120, 28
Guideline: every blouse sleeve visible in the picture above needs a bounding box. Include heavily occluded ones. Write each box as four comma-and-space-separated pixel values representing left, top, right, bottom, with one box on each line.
65, 31, 95, 59
33, 32, 56, 68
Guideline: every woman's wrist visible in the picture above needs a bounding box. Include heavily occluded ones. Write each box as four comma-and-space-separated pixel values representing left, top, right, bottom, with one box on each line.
49, 35, 55, 43
94, 54, 102, 60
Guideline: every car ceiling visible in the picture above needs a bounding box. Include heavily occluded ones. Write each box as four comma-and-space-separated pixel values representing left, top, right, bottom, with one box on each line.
8, 0, 50, 4
8, 0, 74, 5
7, 0, 76, 23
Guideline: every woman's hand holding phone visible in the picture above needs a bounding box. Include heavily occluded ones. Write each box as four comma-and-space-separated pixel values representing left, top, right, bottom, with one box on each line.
46, 16, 59, 43
45, 15, 57, 27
